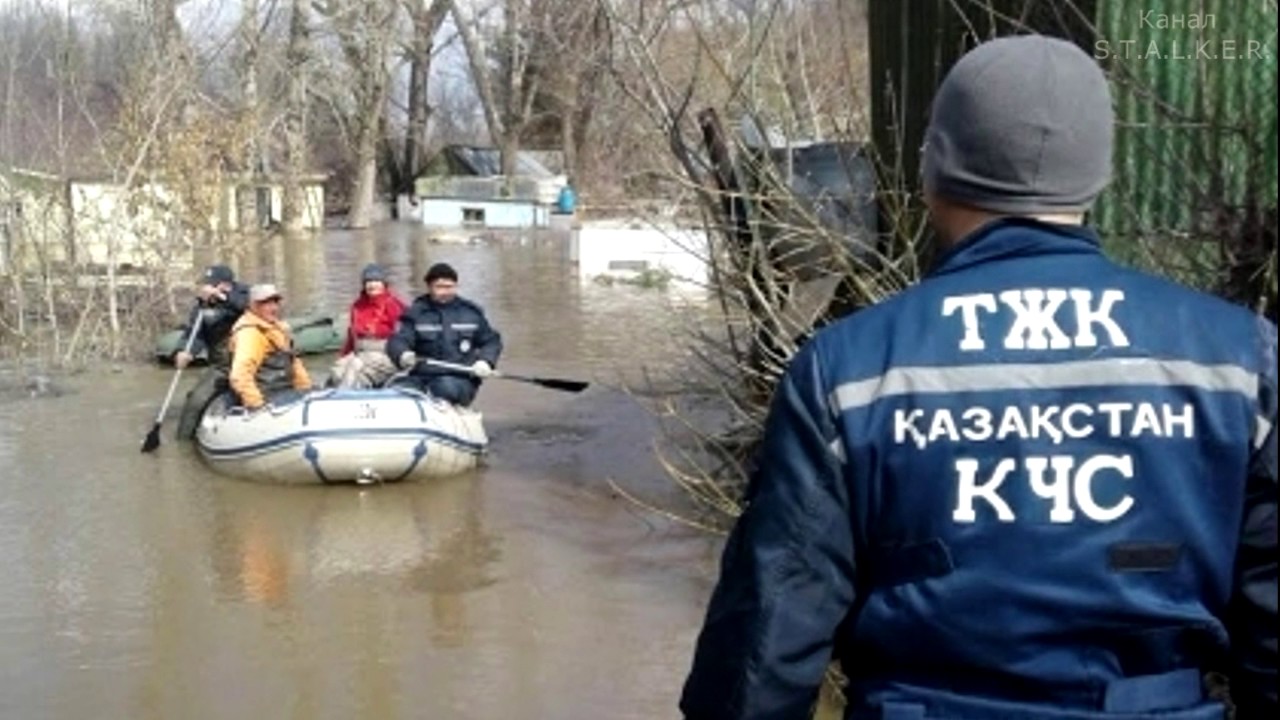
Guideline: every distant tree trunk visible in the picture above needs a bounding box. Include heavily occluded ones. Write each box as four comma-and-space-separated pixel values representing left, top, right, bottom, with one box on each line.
448, 0, 506, 163
336, 0, 396, 229
548, 2, 608, 183
500, 0, 521, 181
568, 8, 607, 182
560, 107, 577, 181
402, 1, 449, 195
237, 0, 261, 234
2, 36, 25, 337
403, 40, 428, 193
499, 134, 521, 185
448, 0, 541, 191
282, 0, 310, 232
148, 0, 191, 153
348, 92, 384, 228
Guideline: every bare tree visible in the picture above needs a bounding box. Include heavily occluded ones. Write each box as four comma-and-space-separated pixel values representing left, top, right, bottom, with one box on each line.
532, 0, 611, 181
142, 0, 194, 151
448, 0, 544, 181
281, 0, 311, 232
400, 0, 449, 192
1, 2, 32, 341
235, 0, 263, 233
316, 0, 399, 228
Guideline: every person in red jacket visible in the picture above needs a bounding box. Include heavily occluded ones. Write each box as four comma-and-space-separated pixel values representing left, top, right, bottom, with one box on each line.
326, 263, 408, 388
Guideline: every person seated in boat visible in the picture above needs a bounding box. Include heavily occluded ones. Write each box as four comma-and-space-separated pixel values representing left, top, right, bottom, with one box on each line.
326, 263, 408, 389
386, 262, 502, 407
174, 264, 250, 439
227, 284, 313, 411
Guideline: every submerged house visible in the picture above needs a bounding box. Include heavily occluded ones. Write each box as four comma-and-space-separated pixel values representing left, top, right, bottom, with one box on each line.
568, 121, 878, 293
408, 145, 568, 230
1, 167, 326, 276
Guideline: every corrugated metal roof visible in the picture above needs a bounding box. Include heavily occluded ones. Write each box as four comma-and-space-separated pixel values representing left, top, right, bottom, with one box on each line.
444, 146, 555, 178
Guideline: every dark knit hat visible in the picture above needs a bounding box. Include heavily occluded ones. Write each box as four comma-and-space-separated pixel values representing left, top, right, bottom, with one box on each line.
361, 263, 388, 282
424, 263, 458, 284
922, 34, 1114, 214
203, 264, 235, 284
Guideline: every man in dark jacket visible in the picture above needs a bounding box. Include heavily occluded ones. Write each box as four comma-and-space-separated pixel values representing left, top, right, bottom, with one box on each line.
386, 262, 502, 406
680, 35, 1277, 720
174, 264, 250, 439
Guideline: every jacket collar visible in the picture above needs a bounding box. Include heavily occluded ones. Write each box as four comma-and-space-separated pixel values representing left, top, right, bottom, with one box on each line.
928, 217, 1103, 278
235, 309, 285, 332
358, 290, 400, 307
418, 295, 459, 310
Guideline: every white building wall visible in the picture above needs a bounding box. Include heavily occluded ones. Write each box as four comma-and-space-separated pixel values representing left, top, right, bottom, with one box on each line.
419, 198, 548, 228
570, 221, 711, 290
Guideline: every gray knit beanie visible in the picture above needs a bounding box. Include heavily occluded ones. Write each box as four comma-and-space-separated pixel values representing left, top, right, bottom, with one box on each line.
922, 34, 1114, 214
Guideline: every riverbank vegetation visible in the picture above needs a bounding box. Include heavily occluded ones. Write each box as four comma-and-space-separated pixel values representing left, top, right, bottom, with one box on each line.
1, 0, 696, 366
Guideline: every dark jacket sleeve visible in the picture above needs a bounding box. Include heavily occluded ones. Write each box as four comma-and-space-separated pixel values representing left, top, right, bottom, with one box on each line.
340, 304, 357, 356
384, 305, 418, 363
1228, 317, 1278, 716
680, 344, 856, 720
472, 310, 502, 367
177, 284, 249, 358
225, 282, 250, 315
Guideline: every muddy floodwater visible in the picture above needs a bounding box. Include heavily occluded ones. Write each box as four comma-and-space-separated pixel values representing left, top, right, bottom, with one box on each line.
0, 224, 723, 719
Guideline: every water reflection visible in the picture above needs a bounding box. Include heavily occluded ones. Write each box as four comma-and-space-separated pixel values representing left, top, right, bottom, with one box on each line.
203, 476, 498, 620
0, 225, 718, 720
234, 231, 324, 318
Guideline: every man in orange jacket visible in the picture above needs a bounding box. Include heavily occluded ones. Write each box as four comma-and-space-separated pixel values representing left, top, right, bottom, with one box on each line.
228, 284, 313, 410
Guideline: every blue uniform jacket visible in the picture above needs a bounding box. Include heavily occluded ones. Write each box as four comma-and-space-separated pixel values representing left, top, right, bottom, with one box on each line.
680, 218, 1277, 720
386, 294, 503, 378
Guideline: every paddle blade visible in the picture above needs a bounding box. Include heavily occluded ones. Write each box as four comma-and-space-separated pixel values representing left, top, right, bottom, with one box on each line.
532, 377, 589, 393
140, 422, 162, 453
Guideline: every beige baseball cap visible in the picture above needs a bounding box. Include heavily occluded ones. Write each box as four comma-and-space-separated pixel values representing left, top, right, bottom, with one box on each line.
249, 283, 283, 303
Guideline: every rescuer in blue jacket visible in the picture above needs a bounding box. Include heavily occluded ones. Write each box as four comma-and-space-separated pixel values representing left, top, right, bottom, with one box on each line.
386, 262, 503, 406
680, 35, 1277, 720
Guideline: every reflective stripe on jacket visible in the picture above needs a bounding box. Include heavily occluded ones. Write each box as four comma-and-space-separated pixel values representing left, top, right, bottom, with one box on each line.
680, 218, 1278, 720
385, 294, 502, 378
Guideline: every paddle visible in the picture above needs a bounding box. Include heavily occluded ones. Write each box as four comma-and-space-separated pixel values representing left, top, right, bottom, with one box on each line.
141, 308, 204, 453
423, 358, 589, 393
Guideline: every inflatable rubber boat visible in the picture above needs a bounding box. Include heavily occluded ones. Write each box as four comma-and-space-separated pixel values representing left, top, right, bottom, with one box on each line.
195, 387, 487, 484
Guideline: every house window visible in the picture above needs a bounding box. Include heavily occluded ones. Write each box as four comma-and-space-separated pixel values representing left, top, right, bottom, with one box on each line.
256, 187, 273, 228
608, 260, 650, 272
462, 207, 485, 226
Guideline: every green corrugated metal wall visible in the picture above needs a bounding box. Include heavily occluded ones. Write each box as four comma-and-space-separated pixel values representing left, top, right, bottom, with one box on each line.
864, 0, 1274, 301
1092, 0, 1278, 283
866, 0, 1097, 266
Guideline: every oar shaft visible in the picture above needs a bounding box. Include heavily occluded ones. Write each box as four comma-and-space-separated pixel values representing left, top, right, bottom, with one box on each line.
423, 358, 493, 376
154, 367, 186, 423
155, 309, 205, 422
419, 358, 587, 392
